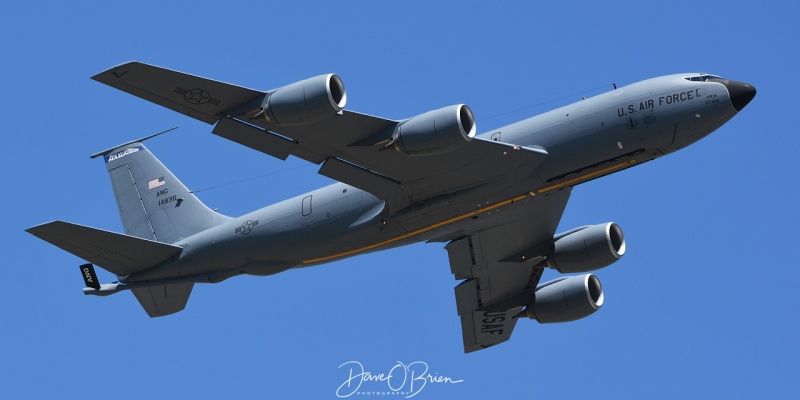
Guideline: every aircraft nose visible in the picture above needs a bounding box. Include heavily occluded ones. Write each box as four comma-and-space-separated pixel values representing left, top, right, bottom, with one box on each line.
719, 79, 756, 111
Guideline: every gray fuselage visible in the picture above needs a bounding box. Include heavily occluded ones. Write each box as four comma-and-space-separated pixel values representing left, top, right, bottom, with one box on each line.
124, 74, 740, 283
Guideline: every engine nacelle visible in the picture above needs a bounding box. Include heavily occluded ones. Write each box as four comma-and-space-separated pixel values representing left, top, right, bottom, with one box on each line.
260, 74, 347, 126
549, 222, 625, 273
390, 104, 476, 156
528, 274, 604, 323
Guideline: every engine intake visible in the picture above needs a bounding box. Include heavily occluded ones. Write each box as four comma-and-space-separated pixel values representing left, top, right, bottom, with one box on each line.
549, 222, 625, 273
260, 74, 347, 126
528, 274, 604, 323
390, 104, 476, 156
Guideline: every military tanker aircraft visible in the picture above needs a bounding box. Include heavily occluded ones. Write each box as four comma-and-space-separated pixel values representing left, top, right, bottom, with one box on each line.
27, 62, 755, 352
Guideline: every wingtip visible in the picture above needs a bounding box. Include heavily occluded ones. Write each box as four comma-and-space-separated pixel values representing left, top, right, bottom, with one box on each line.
25, 220, 61, 235
91, 60, 140, 82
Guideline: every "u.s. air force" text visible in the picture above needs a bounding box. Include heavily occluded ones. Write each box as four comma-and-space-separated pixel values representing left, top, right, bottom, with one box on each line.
618, 89, 701, 117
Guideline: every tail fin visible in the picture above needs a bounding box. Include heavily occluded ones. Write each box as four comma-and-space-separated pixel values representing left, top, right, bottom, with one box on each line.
92, 136, 230, 243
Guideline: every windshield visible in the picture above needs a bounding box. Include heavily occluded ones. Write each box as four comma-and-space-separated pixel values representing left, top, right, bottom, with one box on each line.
685, 74, 724, 82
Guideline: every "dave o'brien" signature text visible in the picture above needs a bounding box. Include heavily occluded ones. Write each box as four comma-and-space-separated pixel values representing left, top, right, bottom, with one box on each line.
336, 360, 463, 398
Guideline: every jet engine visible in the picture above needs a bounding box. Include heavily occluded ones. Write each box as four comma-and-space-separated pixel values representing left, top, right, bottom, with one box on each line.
257, 74, 347, 126
527, 274, 604, 323
548, 222, 625, 273
389, 104, 476, 156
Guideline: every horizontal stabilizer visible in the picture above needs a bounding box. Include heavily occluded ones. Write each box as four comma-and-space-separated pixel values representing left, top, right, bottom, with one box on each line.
92, 61, 265, 124
26, 221, 182, 277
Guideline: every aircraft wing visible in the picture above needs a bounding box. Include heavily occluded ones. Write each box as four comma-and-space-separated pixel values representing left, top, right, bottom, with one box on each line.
92, 62, 548, 209
445, 188, 571, 353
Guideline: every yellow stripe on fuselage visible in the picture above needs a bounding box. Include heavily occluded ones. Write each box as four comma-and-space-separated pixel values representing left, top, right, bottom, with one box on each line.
302, 159, 637, 264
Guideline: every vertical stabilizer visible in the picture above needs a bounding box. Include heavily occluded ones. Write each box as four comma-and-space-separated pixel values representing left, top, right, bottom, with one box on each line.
95, 141, 230, 243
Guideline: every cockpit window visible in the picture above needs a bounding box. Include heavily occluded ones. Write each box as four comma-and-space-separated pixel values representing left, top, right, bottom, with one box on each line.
685, 74, 724, 82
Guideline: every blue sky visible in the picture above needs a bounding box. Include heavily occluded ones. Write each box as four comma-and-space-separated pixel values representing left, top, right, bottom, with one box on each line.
2, 1, 797, 398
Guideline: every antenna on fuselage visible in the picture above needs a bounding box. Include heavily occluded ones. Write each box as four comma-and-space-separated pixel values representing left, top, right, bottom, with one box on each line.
90, 127, 179, 159
613, 83, 617, 90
